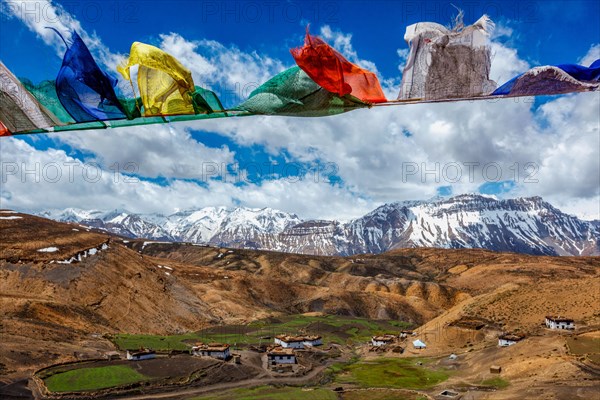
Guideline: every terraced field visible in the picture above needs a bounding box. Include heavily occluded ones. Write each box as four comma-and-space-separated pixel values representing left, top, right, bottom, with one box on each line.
329, 357, 449, 389
44, 365, 149, 392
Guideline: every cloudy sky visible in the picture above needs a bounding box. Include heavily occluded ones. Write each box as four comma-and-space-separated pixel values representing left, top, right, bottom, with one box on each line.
0, 0, 598, 221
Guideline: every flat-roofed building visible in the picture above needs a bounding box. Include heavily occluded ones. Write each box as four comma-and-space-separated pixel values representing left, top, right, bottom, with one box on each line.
267, 346, 296, 365
371, 334, 397, 347
545, 316, 575, 330
191, 343, 231, 360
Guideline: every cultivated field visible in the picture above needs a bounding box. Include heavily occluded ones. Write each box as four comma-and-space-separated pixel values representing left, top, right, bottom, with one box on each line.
111, 314, 413, 351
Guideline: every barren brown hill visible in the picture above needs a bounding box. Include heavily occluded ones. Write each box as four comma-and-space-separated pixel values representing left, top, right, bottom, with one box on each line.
0, 212, 463, 378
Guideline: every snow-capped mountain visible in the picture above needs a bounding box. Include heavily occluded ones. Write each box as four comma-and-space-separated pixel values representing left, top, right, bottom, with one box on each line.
40, 206, 303, 247
337, 195, 600, 256
36, 195, 600, 256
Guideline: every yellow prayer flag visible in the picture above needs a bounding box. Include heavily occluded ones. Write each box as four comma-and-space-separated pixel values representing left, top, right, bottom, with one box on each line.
118, 42, 196, 116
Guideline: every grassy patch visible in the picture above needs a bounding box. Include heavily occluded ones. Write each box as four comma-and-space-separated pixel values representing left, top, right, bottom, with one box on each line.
111, 314, 412, 351
111, 333, 196, 351
44, 365, 149, 392
190, 385, 337, 400
480, 377, 510, 389
333, 358, 448, 390
388, 321, 413, 330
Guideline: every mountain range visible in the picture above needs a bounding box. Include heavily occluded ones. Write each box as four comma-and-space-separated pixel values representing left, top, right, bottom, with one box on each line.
36, 194, 600, 256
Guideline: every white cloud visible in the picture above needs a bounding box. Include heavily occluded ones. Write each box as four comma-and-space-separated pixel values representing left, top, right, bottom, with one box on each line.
54, 124, 236, 180
579, 43, 600, 66
159, 33, 287, 103
2, 0, 83, 53
396, 48, 409, 72
0, 138, 374, 220
1, 0, 123, 69
489, 41, 530, 85
492, 24, 514, 40
319, 25, 379, 73
518, 92, 600, 202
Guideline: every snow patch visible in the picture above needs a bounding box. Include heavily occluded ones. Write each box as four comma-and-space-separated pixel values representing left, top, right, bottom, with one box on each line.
38, 247, 59, 253
54, 242, 109, 264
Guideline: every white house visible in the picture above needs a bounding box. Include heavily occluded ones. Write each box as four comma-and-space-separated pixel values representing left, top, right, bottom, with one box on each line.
267, 347, 296, 364
274, 334, 322, 349
302, 335, 323, 347
412, 339, 427, 349
498, 334, 523, 347
371, 334, 396, 347
274, 335, 305, 349
191, 343, 231, 360
545, 316, 575, 330
126, 349, 156, 361
399, 330, 413, 339
275, 335, 305, 349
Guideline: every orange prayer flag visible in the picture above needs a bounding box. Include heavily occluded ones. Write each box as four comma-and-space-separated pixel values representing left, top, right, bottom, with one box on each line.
0, 120, 12, 136
290, 29, 387, 103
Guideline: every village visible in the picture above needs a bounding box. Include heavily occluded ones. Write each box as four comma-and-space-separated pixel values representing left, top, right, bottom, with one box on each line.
29, 312, 589, 400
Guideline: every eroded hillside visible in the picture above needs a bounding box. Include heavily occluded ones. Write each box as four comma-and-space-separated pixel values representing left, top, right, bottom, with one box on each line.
1, 213, 462, 377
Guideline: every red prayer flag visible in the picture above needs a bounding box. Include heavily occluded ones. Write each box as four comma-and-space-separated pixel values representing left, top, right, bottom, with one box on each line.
0, 120, 11, 136
291, 30, 387, 103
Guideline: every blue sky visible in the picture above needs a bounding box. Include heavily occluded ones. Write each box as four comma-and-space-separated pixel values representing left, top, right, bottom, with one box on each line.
2, 0, 599, 81
0, 0, 599, 220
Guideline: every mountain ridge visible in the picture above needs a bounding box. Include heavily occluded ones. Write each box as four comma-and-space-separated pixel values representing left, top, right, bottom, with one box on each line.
34, 194, 600, 256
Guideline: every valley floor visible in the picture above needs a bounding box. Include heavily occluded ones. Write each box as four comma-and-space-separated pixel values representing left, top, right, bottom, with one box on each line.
3, 314, 598, 400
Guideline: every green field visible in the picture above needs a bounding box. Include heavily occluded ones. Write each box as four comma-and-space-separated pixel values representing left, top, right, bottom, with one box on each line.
332, 357, 448, 390
190, 385, 337, 400
112, 314, 412, 351
480, 377, 510, 389
44, 365, 150, 392
111, 333, 197, 351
